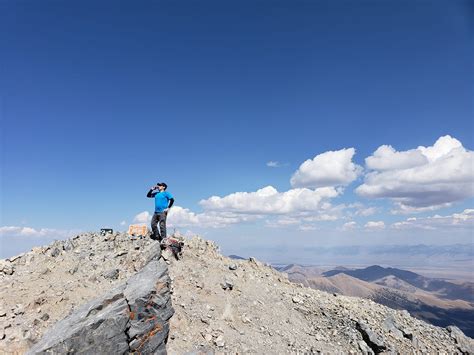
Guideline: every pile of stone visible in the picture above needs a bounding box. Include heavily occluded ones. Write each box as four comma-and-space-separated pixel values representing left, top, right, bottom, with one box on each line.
1, 232, 473, 354
0, 231, 173, 353
167, 236, 473, 354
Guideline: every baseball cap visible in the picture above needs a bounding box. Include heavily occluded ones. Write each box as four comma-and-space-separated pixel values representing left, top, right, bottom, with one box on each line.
157, 182, 168, 189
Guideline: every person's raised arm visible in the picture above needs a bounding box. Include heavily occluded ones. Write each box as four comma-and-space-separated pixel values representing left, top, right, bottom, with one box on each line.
168, 198, 175, 208
147, 186, 157, 198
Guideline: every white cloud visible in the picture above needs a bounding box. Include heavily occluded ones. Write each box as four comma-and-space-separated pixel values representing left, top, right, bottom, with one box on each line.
344, 203, 379, 217
290, 148, 363, 188
133, 207, 257, 229
364, 221, 386, 230
200, 185, 340, 215
168, 206, 253, 228
355, 206, 378, 217
390, 202, 452, 215
365, 145, 427, 170
418, 135, 463, 162
266, 161, 284, 168
120, 220, 127, 226
356, 135, 474, 212
342, 221, 358, 231
133, 211, 151, 223
0, 226, 79, 239
392, 209, 474, 230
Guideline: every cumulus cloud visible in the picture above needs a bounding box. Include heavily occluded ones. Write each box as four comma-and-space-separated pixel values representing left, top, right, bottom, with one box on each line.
290, 148, 363, 188
356, 136, 474, 212
133, 207, 257, 229
364, 221, 386, 230
390, 202, 452, 215
365, 145, 427, 170
168, 206, 255, 228
200, 185, 340, 214
392, 209, 474, 230
341, 221, 358, 231
0, 226, 79, 239
133, 211, 151, 223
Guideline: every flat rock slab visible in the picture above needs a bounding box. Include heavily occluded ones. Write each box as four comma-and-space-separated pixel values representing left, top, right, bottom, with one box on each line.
26, 287, 129, 354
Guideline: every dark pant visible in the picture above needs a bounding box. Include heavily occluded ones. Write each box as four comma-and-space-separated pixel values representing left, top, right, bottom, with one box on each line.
151, 211, 167, 241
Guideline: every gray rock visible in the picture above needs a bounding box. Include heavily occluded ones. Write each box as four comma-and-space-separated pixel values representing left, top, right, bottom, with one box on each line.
115, 250, 128, 257
410, 335, 419, 349
447, 325, 474, 354
382, 316, 403, 339
221, 279, 234, 291
50, 248, 61, 258
7, 253, 24, 263
358, 340, 375, 355
27, 252, 173, 355
134, 242, 162, 269
292, 296, 303, 304
356, 321, 386, 354
0, 261, 14, 275
14, 304, 25, 315
125, 259, 173, 354
62, 239, 75, 251
37, 267, 50, 275
69, 264, 79, 275
229, 264, 238, 271
27, 287, 130, 354
103, 268, 120, 280
214, 335, 225, 347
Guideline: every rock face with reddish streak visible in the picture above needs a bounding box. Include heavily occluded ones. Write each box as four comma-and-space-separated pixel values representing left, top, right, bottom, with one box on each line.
26, 257, 173, 354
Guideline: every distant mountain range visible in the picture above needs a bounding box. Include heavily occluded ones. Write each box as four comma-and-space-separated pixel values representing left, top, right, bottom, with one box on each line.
231, 244, 474, 280
277, 264, 474, 338
323, 265, 474, 302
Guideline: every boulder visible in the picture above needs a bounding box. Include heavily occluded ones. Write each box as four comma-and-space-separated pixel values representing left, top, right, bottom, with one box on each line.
27, 257, 173, 354
356, 321, 386, 354
447, 325, 474, 354
26, 287, 129, 354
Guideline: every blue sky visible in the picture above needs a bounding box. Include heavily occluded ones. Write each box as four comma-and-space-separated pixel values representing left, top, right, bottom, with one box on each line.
1, 0, 473, 259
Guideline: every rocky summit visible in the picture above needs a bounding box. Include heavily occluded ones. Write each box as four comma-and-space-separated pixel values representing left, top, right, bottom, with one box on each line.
1, 232, 473, 354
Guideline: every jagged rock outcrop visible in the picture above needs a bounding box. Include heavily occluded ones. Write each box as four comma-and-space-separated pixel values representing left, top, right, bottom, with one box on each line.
26, 258, 173, 354
0, 232, 172, 354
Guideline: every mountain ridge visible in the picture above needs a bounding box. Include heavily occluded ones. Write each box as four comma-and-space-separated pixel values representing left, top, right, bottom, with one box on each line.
1, 233, 473, 353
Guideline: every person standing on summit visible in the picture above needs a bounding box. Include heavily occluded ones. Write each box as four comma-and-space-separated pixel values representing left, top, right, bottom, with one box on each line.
147, 182, 174, 242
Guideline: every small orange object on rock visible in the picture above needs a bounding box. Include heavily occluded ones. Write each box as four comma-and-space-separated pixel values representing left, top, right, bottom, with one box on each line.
128, 224, 148, 236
